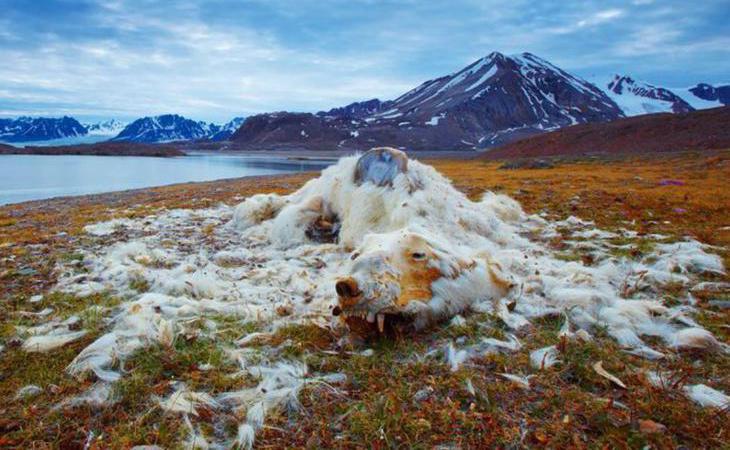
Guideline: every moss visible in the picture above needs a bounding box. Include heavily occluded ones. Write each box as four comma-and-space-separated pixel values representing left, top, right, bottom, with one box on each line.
57, 252, 85, 263
129, 276, 150, 293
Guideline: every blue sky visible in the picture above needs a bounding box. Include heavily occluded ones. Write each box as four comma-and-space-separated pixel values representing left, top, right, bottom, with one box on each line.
0, 0, 728, 123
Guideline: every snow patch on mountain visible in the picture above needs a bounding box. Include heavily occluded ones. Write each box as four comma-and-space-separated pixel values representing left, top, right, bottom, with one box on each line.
603, 75, 693, 116
209, 117, 245, 141
84, 119, 127, 136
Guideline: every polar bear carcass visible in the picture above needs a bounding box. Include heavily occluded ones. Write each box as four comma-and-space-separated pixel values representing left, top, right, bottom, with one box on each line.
231, 147, 724, 352
233, 147, 521, 336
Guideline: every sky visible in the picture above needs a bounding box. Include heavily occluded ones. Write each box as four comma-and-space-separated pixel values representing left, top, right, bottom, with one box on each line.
0, 0, 728, 123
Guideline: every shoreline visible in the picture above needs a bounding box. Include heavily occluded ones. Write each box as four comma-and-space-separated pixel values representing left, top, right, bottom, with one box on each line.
0, 141, 185, 157
0, 171, 316, 209
2, 148, 727, 208
0, 149, 479, 207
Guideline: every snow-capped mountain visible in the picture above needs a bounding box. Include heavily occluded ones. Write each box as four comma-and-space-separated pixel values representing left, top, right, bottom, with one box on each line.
233, 51, 624, 150
111, 114, 215, 143
208, 117, 245, 141
604, 75, 694, 116
84, 119, 127, 136
599, 76, 729, 117
0, 116, 87, 143
677, 83, 729, 109
318, 99, 393, 119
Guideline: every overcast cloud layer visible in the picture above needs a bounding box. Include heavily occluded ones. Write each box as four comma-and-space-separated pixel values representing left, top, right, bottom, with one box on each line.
1, 0, 728, 122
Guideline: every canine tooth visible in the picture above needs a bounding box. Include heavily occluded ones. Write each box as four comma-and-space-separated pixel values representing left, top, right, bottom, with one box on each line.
367, 312, 375, 323
377, 314, 385, 333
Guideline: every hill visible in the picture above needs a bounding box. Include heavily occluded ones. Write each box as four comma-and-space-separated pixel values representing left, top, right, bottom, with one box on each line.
481, 106, 730, 160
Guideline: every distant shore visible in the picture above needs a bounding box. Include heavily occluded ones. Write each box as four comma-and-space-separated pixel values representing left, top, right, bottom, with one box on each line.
0, 141, 185, 157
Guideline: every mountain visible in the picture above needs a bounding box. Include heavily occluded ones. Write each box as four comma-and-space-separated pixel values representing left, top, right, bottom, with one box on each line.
0, 116, 87, 143
680, 83, 730, 109
111, 114, 214, 143
84, 119, 127, 136
481, 106, 730, 160
231, 112, 352, 148
604, 75, 694, 116
231, 51, 624, 151
208, 117, 245, 141
317, 98, 393, 119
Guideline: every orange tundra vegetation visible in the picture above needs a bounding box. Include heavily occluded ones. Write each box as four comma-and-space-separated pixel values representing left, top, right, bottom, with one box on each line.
0, 150, 728, 448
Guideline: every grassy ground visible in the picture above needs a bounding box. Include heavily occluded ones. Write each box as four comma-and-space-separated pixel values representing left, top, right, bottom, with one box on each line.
0, 150, 728, 448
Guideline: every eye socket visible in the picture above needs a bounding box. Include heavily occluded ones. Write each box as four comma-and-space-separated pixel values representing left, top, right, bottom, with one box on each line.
350, 252, 360, 260
411, 252, 427, 261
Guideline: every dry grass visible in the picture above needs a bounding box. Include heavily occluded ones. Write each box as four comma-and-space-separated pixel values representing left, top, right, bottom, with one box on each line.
0, 150, 728, 448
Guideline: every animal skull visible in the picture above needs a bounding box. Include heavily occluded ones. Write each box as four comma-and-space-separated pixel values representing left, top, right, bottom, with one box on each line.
334, 228, 513, 336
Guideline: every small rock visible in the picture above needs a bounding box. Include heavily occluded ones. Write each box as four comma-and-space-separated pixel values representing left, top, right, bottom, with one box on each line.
639, 419, 666, 435
29, 295, 43, 303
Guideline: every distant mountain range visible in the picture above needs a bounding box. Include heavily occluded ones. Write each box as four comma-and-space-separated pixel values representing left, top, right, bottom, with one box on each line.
232, 52, 728, 151
0, 51, 726, 149
0, 115, 245, 144
110, 114, 214, 143
0, 116, 87, 143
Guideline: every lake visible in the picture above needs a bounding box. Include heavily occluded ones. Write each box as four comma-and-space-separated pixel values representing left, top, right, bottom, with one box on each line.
0, 152, 334, 206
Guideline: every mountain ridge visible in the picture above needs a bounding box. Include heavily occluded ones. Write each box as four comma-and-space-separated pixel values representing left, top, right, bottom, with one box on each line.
0, 116, 87, 143
232, 51, 625, 151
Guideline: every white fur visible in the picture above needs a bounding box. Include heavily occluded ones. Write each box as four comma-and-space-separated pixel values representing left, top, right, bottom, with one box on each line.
683, 384, 730, 408
530, 346, 560, 369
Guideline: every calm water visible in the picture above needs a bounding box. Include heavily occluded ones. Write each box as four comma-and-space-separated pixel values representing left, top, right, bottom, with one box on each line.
0, 152, 333, 205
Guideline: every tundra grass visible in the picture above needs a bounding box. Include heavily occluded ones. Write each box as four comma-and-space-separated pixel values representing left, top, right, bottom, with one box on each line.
0, 151, 728, 448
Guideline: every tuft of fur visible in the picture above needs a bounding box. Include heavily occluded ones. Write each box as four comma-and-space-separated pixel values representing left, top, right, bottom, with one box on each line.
683, 384, 730, 408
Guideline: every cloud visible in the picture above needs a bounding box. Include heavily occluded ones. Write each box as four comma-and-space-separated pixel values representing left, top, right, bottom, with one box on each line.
577, 8, 624, 27
547, 8, 624, 34
0, 0, 727, 121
